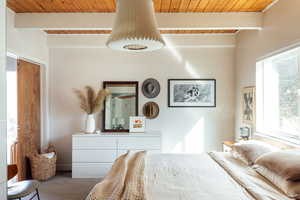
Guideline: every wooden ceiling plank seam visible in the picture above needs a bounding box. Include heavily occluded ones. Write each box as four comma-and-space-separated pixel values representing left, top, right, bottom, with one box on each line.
7, 0, 26, 12
69, 0, 85, 12
217, 0, 234, 12
159, 0, 163, 12
211, 0, 226, 12
252, 0, 274, 12
203, 0, 220, 12
240, 0, 258, 12
212, 0, 232, 12
96, 0, 110, 12
103, 0, 115, 12
186, 0, 201, 12
72, 0, 88, 12
231, 0, 250, 12
80, 0, 96, 12
194, 0, 209, 12
54, 0, 73, 12
160, 0, 171, 12
112, 0, 116, 11
36, 0, 59, 12
170, 0, 182, 12
18, 0, 43, 12
225, 0, 243, 12
153, 0, 161, 12
168, 0, 172, 12
178, 0, 191, 12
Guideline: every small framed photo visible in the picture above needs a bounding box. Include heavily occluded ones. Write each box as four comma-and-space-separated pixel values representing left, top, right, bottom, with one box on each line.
129, 116, 146, 133
168, 79, 216, 107
242, 87, 256, 125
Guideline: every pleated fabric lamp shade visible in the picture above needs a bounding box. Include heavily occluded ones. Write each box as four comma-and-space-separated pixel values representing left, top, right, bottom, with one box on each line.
106, 0, 165, 52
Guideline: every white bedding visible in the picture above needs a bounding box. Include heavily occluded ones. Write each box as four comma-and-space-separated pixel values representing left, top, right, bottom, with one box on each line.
87, 151, 291, 200
145, 153, 254, 200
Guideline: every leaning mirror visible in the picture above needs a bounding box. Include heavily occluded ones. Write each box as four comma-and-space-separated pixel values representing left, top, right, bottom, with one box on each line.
103, 81, 138, 132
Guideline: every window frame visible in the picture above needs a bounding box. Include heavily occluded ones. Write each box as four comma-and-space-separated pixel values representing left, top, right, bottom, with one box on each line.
255, 46, 300, 145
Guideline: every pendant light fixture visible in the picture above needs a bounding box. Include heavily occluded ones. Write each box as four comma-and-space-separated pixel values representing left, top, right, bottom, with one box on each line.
106, 0, 165, 52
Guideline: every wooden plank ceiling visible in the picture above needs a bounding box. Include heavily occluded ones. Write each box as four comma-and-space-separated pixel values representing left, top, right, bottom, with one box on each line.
45, 30, 238, 34
8, 0, 275, 13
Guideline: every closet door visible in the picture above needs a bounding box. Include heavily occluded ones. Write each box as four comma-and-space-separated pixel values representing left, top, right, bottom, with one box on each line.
17, 59, 41, 181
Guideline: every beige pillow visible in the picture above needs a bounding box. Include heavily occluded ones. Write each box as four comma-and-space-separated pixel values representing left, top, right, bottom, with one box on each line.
232, 140, 277, 166
254, 165, 300, 198
255, 150, 300, 181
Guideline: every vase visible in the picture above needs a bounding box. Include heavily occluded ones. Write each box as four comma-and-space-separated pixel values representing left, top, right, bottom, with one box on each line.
85, 114, 96, 133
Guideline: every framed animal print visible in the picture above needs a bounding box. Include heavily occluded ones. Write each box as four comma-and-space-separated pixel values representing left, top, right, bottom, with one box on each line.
168, 79, 216, 107
242, 87, 256, 125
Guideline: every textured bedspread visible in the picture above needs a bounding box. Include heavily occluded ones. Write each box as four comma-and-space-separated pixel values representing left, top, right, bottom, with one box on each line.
86, 151, 291, 200
86, 151, 146, 200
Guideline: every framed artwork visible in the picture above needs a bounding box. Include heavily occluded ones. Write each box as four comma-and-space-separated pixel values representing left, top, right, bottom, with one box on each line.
168, 79, 216, 107
242, 87, 256, 125
129, 116, 145, 133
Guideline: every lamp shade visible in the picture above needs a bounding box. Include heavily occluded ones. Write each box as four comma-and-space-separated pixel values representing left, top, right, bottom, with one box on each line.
106, 0, 165, 52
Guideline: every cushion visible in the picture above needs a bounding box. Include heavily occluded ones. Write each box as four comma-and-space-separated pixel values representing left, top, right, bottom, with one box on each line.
8, 180, 40, 199
232, 140, 277, 166
254, 165, 300, 198
255, 150, 300, 181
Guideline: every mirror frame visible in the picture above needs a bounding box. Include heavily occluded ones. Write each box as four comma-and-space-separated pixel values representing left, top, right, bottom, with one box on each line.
102, 81, 139, 132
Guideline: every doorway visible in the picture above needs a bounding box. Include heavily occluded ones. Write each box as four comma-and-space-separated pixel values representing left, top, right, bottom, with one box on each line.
6, 56, 17, 165
6, 55, 42, 180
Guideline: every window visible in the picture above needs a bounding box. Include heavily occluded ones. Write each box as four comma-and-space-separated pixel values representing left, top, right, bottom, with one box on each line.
256, 47, 300, 143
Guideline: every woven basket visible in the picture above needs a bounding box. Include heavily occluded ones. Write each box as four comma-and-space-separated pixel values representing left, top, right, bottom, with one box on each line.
30, 146, 57, 181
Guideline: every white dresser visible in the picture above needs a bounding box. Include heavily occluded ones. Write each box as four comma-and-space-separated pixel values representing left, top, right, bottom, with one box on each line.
72, 131, 161, 178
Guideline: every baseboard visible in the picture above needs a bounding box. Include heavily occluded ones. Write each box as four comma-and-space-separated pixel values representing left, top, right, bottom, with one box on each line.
57, 163, 72, 172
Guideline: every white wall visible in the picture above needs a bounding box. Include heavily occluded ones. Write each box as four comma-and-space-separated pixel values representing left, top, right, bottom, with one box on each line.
7, 8, 48, 64
7, 8, 50, 149
49, 39, 236, 170
0, 0, 7, 199
235, 0, 300, 137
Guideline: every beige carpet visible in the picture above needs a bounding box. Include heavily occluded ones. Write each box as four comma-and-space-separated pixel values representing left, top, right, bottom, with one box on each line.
24, 172, 100, 200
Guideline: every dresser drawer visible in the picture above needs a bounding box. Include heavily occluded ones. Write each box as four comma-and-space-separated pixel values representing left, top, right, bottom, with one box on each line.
73, 149, 117, 163
117, 149, 161, 157
72, 163, 112, 178
73, 136, 117, 149
118, 137, 161, 149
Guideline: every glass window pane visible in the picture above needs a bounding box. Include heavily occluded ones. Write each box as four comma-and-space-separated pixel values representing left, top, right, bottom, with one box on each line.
256, 47, 300, 142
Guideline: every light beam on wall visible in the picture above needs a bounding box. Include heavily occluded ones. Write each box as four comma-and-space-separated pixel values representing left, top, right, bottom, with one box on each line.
173, 118, 205, 153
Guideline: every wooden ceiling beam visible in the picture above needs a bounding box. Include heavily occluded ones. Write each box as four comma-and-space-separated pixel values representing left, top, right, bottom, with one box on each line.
15, 12, 262, 30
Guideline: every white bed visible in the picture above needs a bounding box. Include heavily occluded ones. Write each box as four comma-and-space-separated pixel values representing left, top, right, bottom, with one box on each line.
86, 151, 292, 200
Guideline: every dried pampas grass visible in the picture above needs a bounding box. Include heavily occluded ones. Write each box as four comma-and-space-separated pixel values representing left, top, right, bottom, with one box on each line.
73, 86, 110, 114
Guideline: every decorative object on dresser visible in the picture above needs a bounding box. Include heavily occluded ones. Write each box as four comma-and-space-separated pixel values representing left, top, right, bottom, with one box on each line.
242, 86, 256, 125
103, 81, 138, 132
223, 141, 235, 152
240, 127, 251, 140
168, 79, 216, 107
143, 102, 159, 119
73, 86, 110, 133
72, 131, 161, 178
129, 116, 146, 133
142, 78, 160, 98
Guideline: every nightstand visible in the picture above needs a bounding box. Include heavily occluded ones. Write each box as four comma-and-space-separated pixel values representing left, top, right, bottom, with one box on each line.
222, 141, 235, 152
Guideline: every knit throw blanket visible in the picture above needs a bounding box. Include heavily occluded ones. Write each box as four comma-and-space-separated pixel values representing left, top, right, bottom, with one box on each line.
86, 151, 146, 200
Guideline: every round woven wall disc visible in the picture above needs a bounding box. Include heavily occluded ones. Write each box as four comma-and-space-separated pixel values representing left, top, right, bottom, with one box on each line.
142, 78, 160, 98
143, 102, 159, 119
